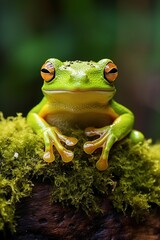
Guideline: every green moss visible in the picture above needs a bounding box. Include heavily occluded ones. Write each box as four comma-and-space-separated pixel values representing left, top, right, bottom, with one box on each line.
0, 113, 160, 231
0, 113, 44, 231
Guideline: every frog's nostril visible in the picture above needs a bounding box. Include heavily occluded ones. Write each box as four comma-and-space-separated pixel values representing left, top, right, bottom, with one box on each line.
81, 74, 89, 83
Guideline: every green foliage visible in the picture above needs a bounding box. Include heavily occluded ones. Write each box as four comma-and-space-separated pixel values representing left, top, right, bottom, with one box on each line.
0, 113, 160, 232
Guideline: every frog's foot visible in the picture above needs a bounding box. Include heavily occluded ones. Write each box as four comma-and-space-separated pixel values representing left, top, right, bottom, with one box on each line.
42, 127, 78, 163
83, 126, 117, 171
129, 130, 144, 144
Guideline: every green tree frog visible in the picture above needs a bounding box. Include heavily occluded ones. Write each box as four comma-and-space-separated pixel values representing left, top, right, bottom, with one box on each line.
27, 58, 144, 171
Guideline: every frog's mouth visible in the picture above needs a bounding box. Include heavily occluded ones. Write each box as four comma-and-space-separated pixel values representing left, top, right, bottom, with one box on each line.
43, 89, 115, 105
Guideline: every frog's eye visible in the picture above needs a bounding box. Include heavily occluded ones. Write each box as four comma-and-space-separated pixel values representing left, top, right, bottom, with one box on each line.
41, 62, 55, 82
104, 62, 118, 82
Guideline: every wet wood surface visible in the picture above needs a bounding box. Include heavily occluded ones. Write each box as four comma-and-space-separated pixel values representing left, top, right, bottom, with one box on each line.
8, 182, 160, 240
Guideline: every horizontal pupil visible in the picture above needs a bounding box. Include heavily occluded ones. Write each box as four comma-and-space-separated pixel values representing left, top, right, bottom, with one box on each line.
41, 68, 50, 73
108, 68, 118, 74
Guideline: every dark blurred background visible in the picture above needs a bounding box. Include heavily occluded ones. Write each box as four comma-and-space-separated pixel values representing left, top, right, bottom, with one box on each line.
0, 0, 160, 140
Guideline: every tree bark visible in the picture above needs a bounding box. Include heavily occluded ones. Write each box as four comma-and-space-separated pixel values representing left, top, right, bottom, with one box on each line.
9, 182, 160, 240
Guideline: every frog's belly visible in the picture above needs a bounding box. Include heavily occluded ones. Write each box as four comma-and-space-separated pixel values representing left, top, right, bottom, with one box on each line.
45, 112, 113, 131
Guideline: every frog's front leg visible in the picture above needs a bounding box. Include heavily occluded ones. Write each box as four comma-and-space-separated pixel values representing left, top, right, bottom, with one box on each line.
83, 101, 136, 171
83, 126, 117, 170
42, 126, 78, 163
27, 105, 78, 163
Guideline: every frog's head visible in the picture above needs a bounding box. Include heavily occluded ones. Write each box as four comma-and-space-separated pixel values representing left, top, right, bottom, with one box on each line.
40, 58, 118, 104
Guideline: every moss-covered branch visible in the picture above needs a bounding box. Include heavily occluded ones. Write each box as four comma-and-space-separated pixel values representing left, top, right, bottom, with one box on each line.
0, 113, 160, 231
